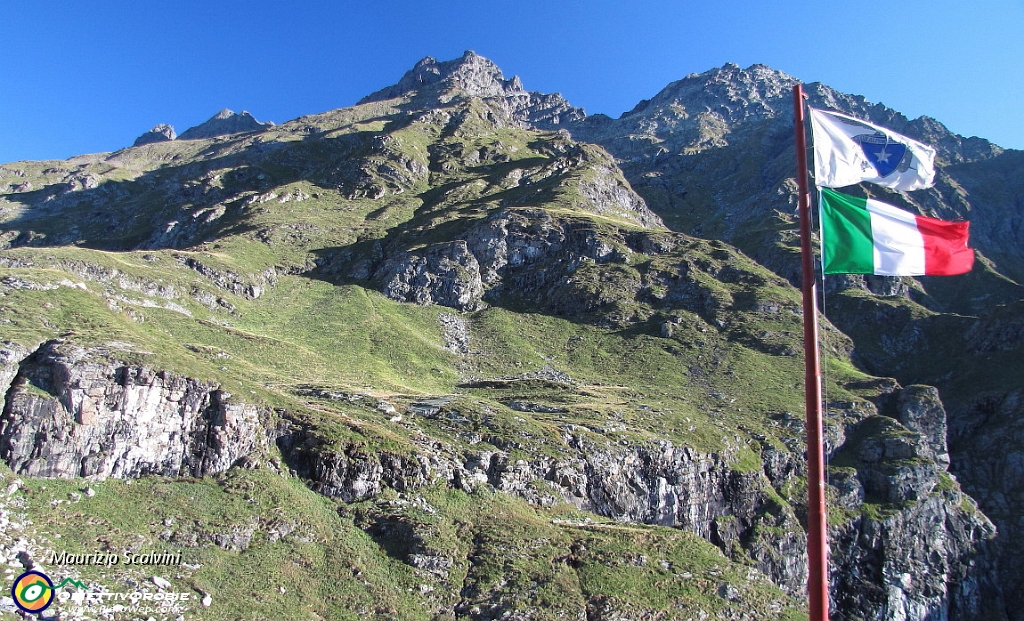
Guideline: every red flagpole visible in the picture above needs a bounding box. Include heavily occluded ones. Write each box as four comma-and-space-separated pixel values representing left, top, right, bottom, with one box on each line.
793, 83, 829, 621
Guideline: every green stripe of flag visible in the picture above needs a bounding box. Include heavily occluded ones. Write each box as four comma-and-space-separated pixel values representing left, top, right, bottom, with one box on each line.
820, 188, 874, 274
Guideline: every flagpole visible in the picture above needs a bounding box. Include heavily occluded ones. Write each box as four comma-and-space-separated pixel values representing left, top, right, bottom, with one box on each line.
793, 83, 829, 621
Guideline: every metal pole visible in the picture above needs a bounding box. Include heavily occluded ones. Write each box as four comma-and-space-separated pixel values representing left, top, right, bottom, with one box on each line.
793, 83, 829, 621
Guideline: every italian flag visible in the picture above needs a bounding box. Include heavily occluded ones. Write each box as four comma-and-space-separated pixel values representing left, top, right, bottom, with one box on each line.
819, 188, 974, 276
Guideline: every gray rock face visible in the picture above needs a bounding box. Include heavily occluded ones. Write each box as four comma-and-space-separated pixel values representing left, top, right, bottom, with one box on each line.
360, 51, 524, 103
133, 124, 177, 146
817, 384, 1005, 619
375, 240, 485, 311
0, 341, 264, 478
0, 341, 32, 397
178, 109, 273, 140
359, 50, 585, 129
947, 388, 1024, 617
832, 495, 1002, 621
364, 207, 757, 330
897, 385, 950, 466
462, 208, 635, 309
365, 208, 640, 314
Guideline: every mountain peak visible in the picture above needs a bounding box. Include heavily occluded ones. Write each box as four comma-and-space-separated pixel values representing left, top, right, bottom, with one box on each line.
177, 109, 273, 141
356, 52, 583, 130
606, 62, 800, 130
359, 50, 527, 105
132, 124, 177, 147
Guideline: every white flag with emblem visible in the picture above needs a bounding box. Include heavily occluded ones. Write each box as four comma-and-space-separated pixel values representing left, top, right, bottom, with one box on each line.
809, 107, 936, 191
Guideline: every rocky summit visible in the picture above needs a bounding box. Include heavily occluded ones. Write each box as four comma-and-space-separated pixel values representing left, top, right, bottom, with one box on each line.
133, 123, 177, 147
0, 51, 1020, 621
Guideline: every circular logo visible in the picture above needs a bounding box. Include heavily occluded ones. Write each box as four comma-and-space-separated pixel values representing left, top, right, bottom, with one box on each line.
12, 570, 55, 613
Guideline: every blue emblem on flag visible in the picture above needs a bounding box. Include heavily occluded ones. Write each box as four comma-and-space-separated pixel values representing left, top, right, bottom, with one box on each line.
853, 131, 909, 178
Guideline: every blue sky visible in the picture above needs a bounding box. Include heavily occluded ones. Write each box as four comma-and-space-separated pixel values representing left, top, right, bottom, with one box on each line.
3, 1, 1022, 163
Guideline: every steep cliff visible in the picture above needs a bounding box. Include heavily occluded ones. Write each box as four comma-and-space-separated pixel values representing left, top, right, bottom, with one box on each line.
0, 341, 265, 479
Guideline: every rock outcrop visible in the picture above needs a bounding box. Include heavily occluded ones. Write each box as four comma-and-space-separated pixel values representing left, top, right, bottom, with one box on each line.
831, 494, 1001, 621
375, 240, 486, 311
946, 388, 1024, 616
132, 110, 273, 147
826, 386, 1002, 619
0, 341, 265, 479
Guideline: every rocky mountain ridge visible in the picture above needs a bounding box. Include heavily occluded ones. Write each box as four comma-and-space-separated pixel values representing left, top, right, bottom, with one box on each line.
130, 109, 274, 148
0, 51, 1020, 620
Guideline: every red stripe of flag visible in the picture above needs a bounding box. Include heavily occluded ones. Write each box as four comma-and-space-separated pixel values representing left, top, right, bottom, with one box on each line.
915, 214, 974, 276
